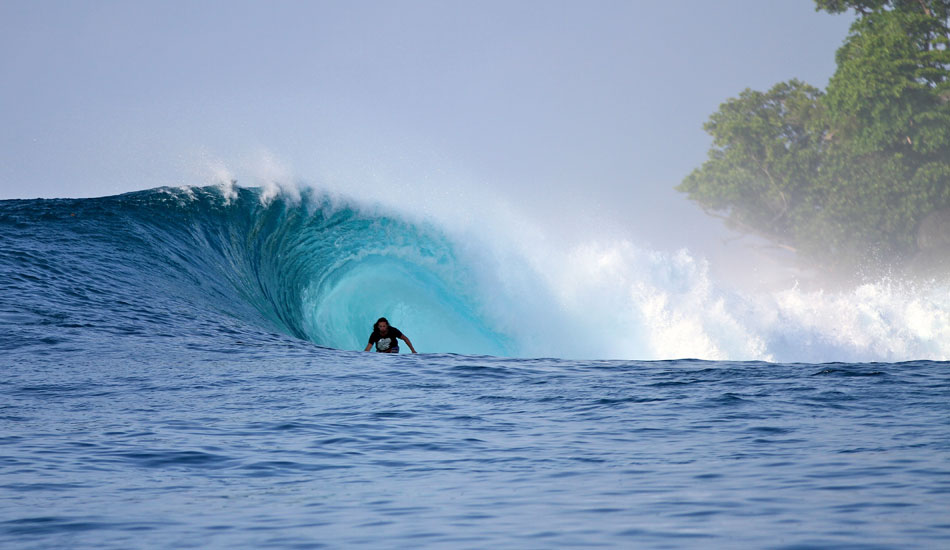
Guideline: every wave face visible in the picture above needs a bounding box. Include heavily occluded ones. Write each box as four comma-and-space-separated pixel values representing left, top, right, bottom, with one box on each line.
1, 184, 948, 361
0, 186, 512, 357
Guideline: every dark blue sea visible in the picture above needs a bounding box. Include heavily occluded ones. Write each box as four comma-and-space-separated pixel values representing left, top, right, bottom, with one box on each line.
2, 186, 949, 549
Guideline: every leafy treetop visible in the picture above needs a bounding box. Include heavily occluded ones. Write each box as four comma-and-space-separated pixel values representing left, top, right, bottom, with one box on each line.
677, 1, 950, 272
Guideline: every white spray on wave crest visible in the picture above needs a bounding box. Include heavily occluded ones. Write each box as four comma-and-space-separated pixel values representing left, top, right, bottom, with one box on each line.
521, 239, 950, 362
452, 203, 950, 362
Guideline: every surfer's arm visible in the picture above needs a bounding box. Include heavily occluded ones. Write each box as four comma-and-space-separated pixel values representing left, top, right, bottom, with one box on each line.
398, 334, 417, 353
363, 342, 373, 352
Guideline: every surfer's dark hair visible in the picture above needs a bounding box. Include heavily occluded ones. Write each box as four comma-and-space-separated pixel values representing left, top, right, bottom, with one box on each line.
373, 317, 389, 333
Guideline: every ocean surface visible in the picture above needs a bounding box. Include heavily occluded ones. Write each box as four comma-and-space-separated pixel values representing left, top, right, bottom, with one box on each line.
2, 186, 949, 549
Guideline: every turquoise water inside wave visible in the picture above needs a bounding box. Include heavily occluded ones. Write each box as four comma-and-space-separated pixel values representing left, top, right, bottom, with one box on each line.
1, 187, 949, 548
0, 186, 509, 356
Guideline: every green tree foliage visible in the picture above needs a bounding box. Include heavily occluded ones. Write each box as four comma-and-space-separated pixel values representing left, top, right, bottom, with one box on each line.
678, 81, 826, 249
821, 7, 950, 261
815, 0, 950, 19
678, 1, 950, 270
825, 7, 950, 154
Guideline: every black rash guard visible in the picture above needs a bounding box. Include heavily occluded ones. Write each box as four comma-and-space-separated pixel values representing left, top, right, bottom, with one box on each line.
368, 327, 403, 352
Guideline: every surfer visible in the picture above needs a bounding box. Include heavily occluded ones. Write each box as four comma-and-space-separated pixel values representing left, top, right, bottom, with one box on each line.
364, 317, 417, 354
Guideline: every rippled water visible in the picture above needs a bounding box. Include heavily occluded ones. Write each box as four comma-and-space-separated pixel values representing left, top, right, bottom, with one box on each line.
3, 344, 948, 549
2, 189, 949, 548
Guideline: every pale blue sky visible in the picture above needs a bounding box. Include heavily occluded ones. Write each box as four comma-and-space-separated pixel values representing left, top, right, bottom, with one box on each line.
1, 0, 853, 253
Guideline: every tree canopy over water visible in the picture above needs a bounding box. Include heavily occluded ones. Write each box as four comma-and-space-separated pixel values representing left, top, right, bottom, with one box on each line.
679, 0, 950, 272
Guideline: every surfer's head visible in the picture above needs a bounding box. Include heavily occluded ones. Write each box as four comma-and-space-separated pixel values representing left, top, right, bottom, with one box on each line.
374, 317, 390, 334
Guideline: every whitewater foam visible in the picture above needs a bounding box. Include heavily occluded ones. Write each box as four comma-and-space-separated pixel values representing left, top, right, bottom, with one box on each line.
499, 235, 950, 362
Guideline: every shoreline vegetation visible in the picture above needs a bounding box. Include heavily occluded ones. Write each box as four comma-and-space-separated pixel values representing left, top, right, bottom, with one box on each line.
679, 1, 950, 280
